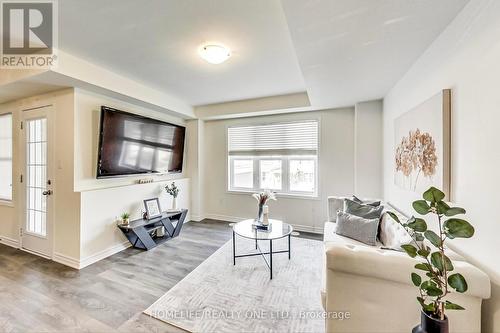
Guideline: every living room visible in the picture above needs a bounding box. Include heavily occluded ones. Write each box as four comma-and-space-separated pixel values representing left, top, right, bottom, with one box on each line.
0, 0, 499, 332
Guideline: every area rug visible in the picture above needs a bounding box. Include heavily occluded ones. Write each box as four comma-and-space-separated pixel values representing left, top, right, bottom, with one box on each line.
144, 236, 324, 333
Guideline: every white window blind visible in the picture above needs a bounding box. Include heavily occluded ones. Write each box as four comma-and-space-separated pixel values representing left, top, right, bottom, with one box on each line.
0, 114, 13, 201
228, 120, 318, 156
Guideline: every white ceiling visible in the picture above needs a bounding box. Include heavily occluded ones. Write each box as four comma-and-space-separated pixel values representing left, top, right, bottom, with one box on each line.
55, 0, 469, 109
58, 0, 305, 106
281, 0, 469, 108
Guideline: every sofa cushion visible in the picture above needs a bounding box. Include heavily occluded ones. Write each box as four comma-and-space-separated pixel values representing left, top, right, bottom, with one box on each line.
324, 221, 383, 248
379, 211, 414, 251
335, 211, 380, 246
352, 195, 381, 207
344, 198, 384, 219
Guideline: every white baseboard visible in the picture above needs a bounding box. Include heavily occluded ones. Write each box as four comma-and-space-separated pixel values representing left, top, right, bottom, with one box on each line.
53, 240, 131, 270
204, 213, 246, 223
190, 214, 205, 222
79, 240, 131, 269
204, 214, 324, 234
53, 252, 81, 269
0, 235, 19, 248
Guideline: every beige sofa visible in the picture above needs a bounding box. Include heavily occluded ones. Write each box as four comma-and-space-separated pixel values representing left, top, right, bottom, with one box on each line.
322, 196, 491, 333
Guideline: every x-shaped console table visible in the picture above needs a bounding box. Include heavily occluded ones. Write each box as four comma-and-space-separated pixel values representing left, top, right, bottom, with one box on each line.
118, 209, 188, 250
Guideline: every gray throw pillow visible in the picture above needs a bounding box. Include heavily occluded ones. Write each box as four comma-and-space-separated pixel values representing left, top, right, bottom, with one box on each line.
335, 211, 379, 246
344, 198, 384, 219
352, 195, 381, 207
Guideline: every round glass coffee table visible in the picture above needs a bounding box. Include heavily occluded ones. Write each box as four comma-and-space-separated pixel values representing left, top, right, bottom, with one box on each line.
232, 219, 293, 279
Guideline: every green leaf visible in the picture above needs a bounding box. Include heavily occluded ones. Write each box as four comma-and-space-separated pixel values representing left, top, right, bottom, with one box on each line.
417, 247, 430, 258
436, 201, 450, 215
448, 273, 468, 293
387, 211, 401, 223
407, 218, 427, 232
421, 281, 443, 296
423, 187, 446, 203
417, 297, 426, 308
445, 207, 466, 217
413, 200, 431, 215
445, 301, 465, 310
415, 263, 432, 271
415, 233, 425, 242
401, 244, 418, 258
423, 302, 437, 313
424, 230, 442, 247
411, 273, 422, 287
431, 252, 454, 272
444, 219, 475, 239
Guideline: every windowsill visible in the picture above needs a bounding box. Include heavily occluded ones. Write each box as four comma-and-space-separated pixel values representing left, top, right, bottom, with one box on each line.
226, 189, 320, 201
0, 200, 14, 207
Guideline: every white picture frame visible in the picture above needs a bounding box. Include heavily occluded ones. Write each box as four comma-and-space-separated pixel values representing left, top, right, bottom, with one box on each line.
144, 198, 162, 219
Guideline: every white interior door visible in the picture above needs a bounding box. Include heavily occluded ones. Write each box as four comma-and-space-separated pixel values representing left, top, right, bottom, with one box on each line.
20, 106, 54, 257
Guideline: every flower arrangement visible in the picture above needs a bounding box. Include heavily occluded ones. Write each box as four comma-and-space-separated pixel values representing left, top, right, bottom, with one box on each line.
165, 182, 179, 198
253, 190, 277, 223
252, 190, 277, 206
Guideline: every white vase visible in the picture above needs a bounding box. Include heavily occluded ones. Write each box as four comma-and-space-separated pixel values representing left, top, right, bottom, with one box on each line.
262, 205, 269, 225
172, 197, 177, 210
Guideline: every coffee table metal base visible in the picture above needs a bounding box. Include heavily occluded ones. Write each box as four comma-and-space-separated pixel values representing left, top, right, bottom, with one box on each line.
232, 231, 291, 279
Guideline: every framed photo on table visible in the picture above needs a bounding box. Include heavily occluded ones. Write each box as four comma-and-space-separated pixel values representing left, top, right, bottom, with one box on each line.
144, 198, 162, 219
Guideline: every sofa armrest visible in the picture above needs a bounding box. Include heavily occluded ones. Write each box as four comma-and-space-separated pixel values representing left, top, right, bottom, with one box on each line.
325, 244, 491, 299
327, 196, 346, 222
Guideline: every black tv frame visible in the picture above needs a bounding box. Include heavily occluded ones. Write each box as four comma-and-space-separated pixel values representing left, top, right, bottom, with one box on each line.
96, 106, 186, 179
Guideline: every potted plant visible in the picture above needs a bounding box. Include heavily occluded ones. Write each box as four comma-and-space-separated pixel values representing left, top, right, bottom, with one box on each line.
165, 182, 180, 211
252, 190, 276, 225
388, 187, 474, 333
121, 212, 130, 226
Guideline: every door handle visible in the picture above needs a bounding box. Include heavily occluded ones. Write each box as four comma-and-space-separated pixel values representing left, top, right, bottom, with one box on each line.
42, 190, 53, 196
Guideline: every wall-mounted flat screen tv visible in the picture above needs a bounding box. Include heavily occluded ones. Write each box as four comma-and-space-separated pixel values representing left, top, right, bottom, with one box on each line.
96, 106, 186, 178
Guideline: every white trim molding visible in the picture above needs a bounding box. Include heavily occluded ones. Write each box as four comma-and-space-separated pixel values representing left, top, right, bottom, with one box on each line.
0, 235, 19, 248
52, 252, 81, 269
53, 240, 131, 269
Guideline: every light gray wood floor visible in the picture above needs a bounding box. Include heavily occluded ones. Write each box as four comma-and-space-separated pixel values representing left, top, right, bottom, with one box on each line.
0, 220, 322, 333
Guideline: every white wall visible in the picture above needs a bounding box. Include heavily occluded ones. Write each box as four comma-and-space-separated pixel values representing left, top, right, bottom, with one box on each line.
354, 100, 383, 199
382, 0, 500, 330
0, 89, 81, 259
79, 178, 190, 264
185, 119, 205, 221
74, 89, 192, 266
202, 108, 356, 233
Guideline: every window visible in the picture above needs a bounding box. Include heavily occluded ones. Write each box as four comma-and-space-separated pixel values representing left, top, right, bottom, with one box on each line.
0, 114, 13, 201
228, 120, 318, 196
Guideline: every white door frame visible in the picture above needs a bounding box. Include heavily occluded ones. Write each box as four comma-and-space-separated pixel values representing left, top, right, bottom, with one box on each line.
18, 105, 55, 259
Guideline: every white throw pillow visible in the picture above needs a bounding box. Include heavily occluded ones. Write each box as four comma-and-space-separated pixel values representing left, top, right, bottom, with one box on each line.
379, 211, 414, 251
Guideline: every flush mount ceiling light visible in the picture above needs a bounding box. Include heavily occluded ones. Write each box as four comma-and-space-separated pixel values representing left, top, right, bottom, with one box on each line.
198, 44, 231, 64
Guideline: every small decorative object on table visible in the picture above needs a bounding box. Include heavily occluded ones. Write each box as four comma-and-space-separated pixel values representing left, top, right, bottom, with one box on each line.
388, 187, 474, 333
144, 198, 162, 219
165, 181, 180, 212
252, 190, 277, 229
120, 212, 130, 226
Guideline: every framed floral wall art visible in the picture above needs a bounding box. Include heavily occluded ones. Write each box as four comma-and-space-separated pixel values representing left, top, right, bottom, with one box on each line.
394, 89, 451, 197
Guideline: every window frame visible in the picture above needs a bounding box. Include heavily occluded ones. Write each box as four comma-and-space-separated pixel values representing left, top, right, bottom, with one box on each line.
0, 112, 13, 205
226, 118, 320, 199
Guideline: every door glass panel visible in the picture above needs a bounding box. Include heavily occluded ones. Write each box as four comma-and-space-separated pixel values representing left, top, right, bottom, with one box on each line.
260, 160, 282, 190
26, 118, 47, 236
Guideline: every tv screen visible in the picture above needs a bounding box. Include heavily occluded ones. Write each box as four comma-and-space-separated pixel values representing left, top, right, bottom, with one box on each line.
97, 106, 186, 178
